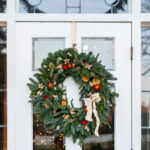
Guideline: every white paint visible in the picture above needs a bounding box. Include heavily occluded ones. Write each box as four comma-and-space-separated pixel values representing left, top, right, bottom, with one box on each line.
7, 0, 16, 150
15, 14, 133, 22
63, 77, 81, 150
3, 1, 145, 149
77, 23, 131, 150
132, 15, 141, 150
15, 23, 71, 150
15, 23, 131, 150
63, 77, 81, 108
66, 137, 81, 150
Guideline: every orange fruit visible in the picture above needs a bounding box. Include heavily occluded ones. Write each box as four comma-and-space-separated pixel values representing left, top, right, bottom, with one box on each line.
61, 100, 67, 106
47, 82, 53, 88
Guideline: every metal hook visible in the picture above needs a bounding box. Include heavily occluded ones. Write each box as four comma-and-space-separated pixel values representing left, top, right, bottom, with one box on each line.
72, 44, 77, 48
104, 0, 120, 13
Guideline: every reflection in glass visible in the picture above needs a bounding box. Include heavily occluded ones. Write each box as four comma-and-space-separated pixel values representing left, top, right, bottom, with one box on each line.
33, 38, 65, 149
82, 38, 115, 149
142, 129, 150, 150
0, 27, 7, 89
141, 0, 150, 13
0, 128, 7, 150
0, 26, 7, 150
83, 108, 114, 150
0, 92, 7, 126
82, 38, 115, 70
141, 27, 150, 150
33, 38, 65, 70
0, 0, 6, 13
20, 0, 128, 14
33, 114, 65, 150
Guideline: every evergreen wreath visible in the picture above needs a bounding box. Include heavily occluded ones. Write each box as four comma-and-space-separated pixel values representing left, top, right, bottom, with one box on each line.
27, 48, 118, 146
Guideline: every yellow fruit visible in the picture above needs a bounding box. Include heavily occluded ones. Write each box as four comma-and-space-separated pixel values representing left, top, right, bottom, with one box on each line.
64, 114, 70, 120
49, 63, 55, 68
44, 103, 49, 109
92, 78, 100, 85
82, 76, 89, 82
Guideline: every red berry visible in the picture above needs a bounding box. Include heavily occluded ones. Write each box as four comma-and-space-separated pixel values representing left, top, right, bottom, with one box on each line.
83, 60, 87, 64
94, 84, 100, 91
81, 120, 87, 126
52, 110, 56, 114
67, 63, 72, 69
43, 96, 48, 100
47, 82, 53, 88
63, 64, 68, 70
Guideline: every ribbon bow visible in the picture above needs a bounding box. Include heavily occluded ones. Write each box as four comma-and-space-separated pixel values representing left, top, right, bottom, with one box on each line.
83, 93, 101, 136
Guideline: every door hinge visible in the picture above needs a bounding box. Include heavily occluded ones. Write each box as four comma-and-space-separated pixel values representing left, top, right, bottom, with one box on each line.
131, 46, 133, 60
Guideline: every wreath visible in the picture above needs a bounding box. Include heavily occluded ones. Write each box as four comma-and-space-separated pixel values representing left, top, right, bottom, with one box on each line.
27, 48, 118, 146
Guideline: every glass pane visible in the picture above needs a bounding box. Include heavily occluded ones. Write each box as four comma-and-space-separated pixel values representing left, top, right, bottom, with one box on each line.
33, 38, 65, 70
0, 27, 7, 89
0, 92, 7, 125
141, 0, 150, 13
82, 38, 115, 70
33, 38, 65, 149
81, 0, 127, 14
142, 129, 150, 150
0, 0, 6, 13
0, 26, 7, 150
0, 128, 7, 150
33, 114, 65, 150
20, 0, 128, 14
83, 108, 114, 150
141, 27, 150, 150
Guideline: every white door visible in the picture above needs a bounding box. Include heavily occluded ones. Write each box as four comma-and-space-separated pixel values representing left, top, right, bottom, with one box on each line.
15, 23, 131, 150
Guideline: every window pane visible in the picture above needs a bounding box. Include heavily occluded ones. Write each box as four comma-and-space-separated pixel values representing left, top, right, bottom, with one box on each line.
0, 92, 7, 125
0, 25, 7, 150
82, 38, 115, 70
83, 108, 114, 150
141, 0, 150, 13
141, 27, 150, 150
33, 38, 65, 70
0, 0, 6, 13
33, 114, 65, 150
33, 38, 66, 149
0, 128, 7, 150
82, 37, 115, 149
0, 27, 7, 89
20, 0, 128, 14
81, 0, 127, 14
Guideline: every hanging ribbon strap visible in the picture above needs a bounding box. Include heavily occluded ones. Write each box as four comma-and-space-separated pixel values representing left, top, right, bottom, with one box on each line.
83, 93, 101, 136
71, 22, 77, 48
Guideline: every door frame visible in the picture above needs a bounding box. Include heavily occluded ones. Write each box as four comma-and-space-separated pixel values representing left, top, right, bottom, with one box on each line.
6, 19, 141, 150
14, 22, 133, 150
2, 1, 142, 149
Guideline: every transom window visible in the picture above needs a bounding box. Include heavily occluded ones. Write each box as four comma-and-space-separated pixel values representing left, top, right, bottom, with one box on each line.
19, 0, 128, 13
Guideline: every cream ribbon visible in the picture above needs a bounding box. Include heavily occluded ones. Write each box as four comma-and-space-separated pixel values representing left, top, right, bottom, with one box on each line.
83, 93, 101, 136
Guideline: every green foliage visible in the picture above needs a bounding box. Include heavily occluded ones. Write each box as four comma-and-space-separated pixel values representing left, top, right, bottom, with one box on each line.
27, 48, 118, 146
